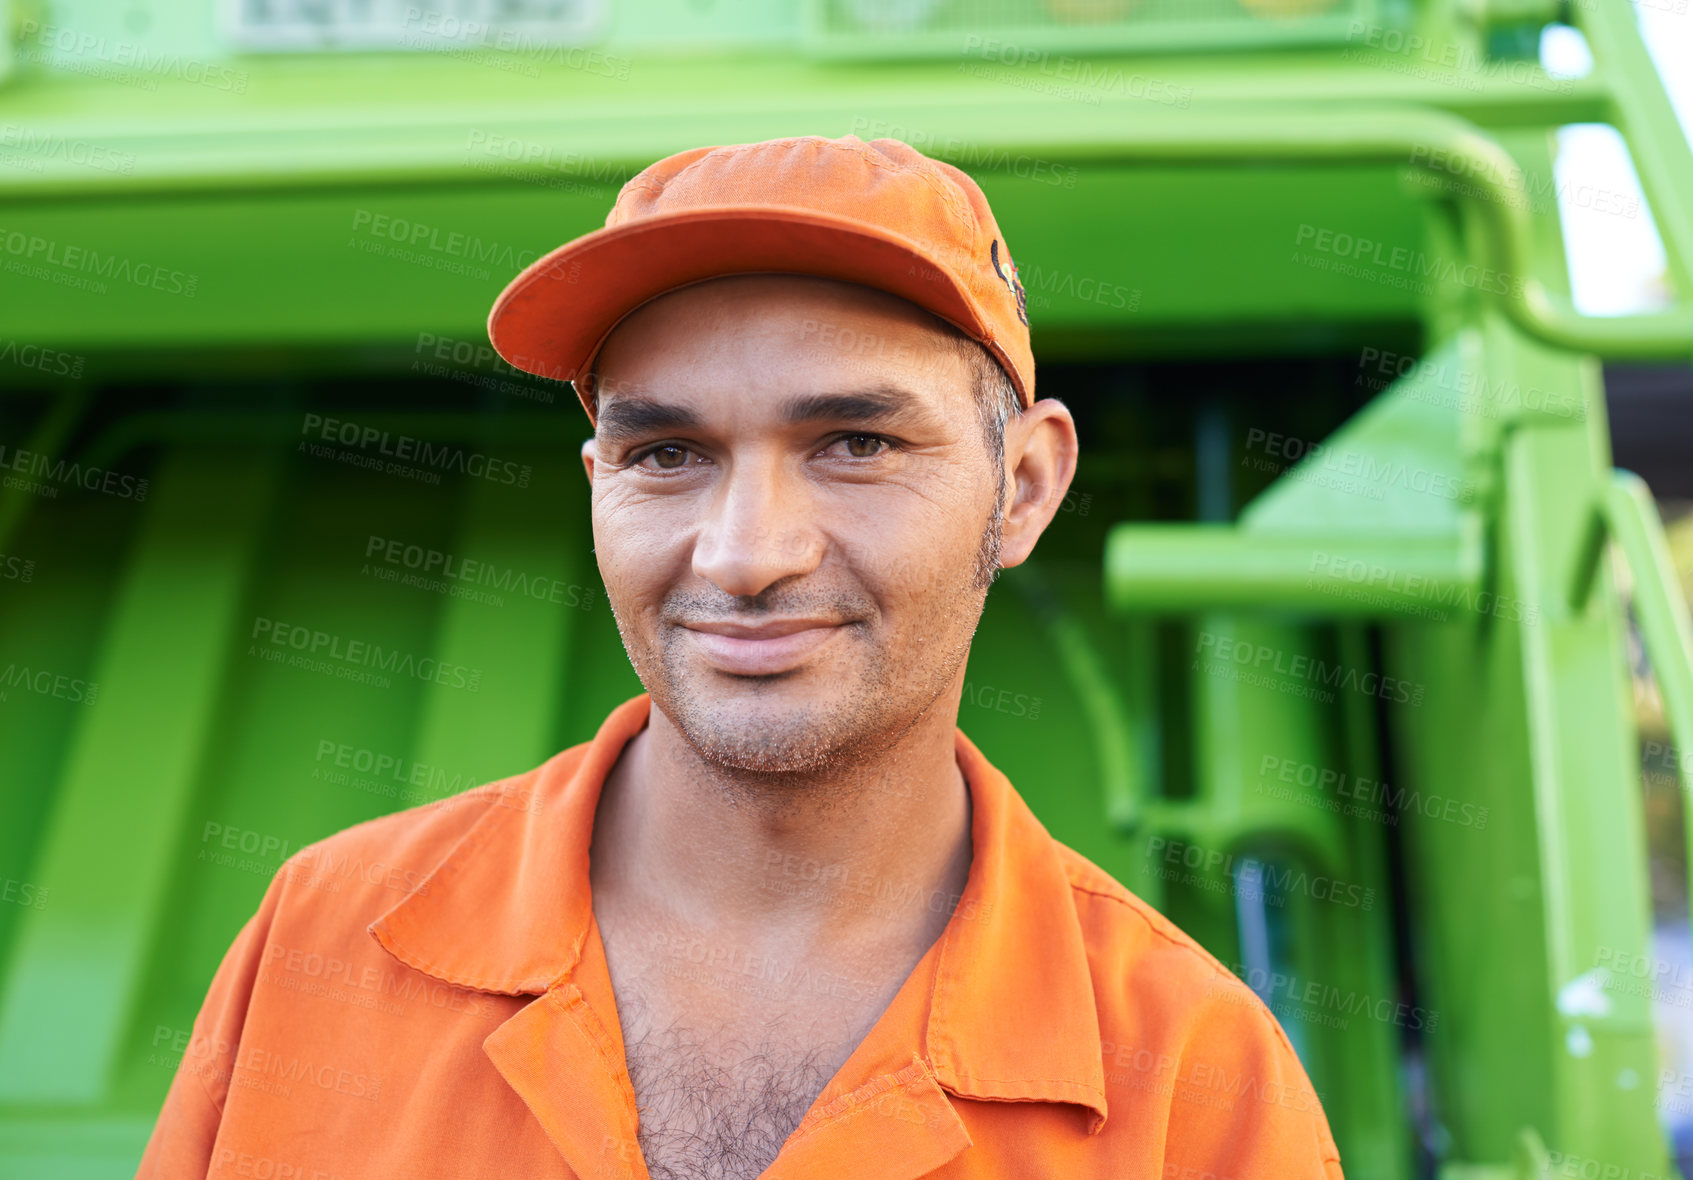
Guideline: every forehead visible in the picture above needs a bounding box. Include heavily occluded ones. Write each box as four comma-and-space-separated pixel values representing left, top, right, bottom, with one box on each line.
590, 274, 976, 419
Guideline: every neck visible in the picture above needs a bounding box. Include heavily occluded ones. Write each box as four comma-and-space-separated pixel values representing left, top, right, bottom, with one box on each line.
590, 685, 974, 962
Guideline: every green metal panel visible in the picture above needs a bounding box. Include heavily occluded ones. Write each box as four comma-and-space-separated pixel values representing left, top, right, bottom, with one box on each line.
2, 0, 1692, 1176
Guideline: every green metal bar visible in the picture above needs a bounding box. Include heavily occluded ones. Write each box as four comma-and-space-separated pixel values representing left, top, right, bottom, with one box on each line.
1490, 326, 1666, 1172
1572, 0, 1693, 295
1, 106, 1689, 358
1005, 109, 1693, 360
1105, 529, 1483, 616
1600, 469, 1693, 801
0, 444, 280, 1103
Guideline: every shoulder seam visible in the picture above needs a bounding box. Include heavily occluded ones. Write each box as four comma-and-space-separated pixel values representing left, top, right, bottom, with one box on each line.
186, 1051, 226, 1117
1065, 877, 1318, 1070
1068, 879, 1219, 962
1062, 859, 1340, 1162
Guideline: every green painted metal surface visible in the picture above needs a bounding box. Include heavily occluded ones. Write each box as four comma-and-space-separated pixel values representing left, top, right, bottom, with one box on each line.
1, 0, 1691, 1176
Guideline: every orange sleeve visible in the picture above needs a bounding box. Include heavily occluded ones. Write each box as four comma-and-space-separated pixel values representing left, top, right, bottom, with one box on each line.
135, 869, 286, 1178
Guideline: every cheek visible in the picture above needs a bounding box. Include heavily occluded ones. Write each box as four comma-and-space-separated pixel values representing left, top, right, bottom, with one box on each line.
843, 500, 986, 606
592, 499, 687, 608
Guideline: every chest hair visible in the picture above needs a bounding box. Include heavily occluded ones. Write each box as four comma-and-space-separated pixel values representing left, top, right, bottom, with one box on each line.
620, 1000, 852, 1180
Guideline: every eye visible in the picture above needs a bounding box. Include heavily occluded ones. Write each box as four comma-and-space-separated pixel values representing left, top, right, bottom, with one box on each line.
826, 433, 891, 459
634, 444, 695, 470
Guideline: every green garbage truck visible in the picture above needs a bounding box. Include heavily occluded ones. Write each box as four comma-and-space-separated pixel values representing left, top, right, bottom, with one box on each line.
1, 0, 1691, 1174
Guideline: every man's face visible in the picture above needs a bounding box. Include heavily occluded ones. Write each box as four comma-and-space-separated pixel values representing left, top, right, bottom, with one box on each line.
584, 274, 1009, 777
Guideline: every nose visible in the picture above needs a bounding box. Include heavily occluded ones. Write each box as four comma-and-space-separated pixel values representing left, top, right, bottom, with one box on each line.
691, 452, 824, 598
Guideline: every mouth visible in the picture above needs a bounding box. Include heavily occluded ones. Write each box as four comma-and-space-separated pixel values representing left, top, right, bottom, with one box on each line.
679, 618, 854, 677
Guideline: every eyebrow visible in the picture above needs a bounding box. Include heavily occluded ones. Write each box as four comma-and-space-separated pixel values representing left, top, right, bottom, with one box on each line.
595, 383, 940, 448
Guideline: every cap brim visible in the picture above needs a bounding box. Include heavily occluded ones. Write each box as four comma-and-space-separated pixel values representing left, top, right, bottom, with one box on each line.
485, 205, 1018, 421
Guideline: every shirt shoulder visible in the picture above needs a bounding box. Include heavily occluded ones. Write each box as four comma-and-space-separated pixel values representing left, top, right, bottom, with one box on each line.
275, 742, 587, 913
1049, 841, 1346, 1179
145, 746, 591, 1109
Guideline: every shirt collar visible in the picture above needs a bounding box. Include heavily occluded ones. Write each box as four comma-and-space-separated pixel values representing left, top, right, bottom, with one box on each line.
368, 692, 1108, 1132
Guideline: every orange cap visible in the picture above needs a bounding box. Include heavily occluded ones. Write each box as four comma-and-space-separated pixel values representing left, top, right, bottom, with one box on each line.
485, 134, 1034, 423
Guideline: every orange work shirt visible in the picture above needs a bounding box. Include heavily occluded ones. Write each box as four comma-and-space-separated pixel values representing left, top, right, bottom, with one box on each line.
138, 693, 1345, 1180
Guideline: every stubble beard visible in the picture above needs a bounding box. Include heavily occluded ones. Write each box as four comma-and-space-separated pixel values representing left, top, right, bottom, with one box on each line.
613, 500, 1004, 783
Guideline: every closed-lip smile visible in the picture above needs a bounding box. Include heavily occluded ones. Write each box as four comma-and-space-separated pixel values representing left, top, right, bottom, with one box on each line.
680, 617, 853, 675
684, 618, 843, 639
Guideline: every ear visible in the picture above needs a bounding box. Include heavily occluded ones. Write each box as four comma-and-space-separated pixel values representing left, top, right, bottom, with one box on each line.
995, 398, 1080, 571
581, 435, 597, 485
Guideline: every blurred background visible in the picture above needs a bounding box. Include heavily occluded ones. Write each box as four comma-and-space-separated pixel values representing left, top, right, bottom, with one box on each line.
0, 0, 1691, 1176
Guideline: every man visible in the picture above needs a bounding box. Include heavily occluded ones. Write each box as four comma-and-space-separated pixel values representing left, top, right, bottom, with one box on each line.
139, 134, 1344, 1179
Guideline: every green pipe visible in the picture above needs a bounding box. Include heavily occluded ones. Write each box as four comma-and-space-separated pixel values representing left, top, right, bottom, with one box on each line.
1600, 470, 1693, 802
1105, 526, 1484, 617
1004, 109, 1693, 361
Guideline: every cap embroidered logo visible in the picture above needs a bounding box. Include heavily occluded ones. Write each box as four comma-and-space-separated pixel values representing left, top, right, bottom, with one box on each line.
991, 239, 1029, 326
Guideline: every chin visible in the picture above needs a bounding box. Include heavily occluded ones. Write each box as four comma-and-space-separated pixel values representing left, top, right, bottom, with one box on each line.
669, 679, 853, 775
